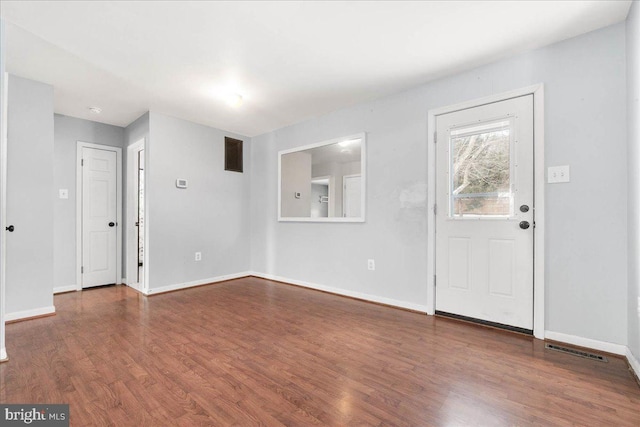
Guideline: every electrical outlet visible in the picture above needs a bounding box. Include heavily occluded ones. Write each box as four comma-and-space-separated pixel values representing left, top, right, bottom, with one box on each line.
59, 189, 68, 199
367, 259, 375, 271
195, 252, 202, 261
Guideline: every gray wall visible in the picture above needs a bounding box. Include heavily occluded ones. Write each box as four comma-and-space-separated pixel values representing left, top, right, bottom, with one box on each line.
627, 1, 640, 362
53, 114, 125, 290
281, 151, 311, 217
6, 75, 54, 315
251, 23, 628, 345
124, 112, 149, 147
147, 112, 251, 290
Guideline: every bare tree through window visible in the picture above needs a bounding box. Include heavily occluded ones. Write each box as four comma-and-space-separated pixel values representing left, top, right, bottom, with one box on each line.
451, 121, 511, 216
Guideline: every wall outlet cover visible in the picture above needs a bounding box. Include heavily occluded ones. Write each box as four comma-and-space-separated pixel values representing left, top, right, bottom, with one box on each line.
547, 165, 570, 183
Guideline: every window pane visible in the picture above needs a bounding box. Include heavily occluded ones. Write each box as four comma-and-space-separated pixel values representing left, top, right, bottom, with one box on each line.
453, 195, 511, 216
450, 121, 512, 217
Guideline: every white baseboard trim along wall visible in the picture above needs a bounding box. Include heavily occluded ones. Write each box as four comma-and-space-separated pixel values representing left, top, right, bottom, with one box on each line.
142, 271, 251, 295
249, 271, 429, 313
544, 330, 627, 355
53, 285, 77, 294
5, 305, 55, 322
627, 348, 640, 381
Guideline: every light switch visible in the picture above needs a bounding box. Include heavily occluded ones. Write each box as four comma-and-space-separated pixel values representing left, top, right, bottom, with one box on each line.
59, 189, 69, 199
547, 165, 570, 183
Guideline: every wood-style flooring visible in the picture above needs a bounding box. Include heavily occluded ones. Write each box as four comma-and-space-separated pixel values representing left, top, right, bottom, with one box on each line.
1, 277, 639, 426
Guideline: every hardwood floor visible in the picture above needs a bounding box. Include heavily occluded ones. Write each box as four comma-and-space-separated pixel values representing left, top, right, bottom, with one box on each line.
1, 277, 639, 426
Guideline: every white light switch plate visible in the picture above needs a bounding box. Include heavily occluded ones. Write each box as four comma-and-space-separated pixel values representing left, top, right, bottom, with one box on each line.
548, 165, 570, 183
59, 189, 69, 199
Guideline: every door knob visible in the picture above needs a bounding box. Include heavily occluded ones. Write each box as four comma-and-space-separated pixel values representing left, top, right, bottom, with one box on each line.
108, 222, 115, 227
5, 225, 14, 232
519, 221, 530, 230
520, 204, 530, 213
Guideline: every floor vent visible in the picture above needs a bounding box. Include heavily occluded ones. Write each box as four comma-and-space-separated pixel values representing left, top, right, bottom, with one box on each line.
545, 343, 608, 362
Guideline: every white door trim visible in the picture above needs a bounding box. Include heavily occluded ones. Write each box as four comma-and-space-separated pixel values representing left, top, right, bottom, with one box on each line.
126, 139, 145, 292
76, 141, 122, 291
0, 45, 8, 359
342, 173, 361, 217
427, 84, 545, 339
311, 175, 334, 217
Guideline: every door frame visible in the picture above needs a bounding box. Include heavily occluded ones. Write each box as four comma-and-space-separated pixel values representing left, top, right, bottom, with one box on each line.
75, 141, 122, 291
342, 174, 361, 217
426, 84, 545, 339
0, 40, 7, 360
126, 138, 146, 292
311, 175, 334, 217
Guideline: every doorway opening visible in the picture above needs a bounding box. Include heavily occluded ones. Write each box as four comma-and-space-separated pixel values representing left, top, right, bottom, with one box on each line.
126, 139, 146, 292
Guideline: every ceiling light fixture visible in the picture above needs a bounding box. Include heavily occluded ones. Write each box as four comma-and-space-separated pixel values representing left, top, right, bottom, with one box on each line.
227, 93, 243, 108
88, 106, 102, 114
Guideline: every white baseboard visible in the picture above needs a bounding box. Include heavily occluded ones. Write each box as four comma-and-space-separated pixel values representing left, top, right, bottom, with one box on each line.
0, 348, 7, 361
54, 285, 78, 294
5, 305, 56, 322
126, 281, 142, 292
250, 271, 429, 313
144, 272, 251, 295
544, 330, 627, 356
626, 347, 640, 380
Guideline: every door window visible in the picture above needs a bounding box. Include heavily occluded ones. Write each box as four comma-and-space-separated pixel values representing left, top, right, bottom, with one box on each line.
449, 119, 513, 218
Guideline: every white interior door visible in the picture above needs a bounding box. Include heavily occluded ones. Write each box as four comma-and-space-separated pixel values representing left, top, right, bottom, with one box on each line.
343, 174, 361, 218
435, 95, 534, 331
82, 146, 117, 288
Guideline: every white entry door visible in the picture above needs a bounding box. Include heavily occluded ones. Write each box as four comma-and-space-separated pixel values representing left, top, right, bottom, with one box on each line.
343, 174, 361, 218
435, 95, 534, 331
82, 147, 118, 288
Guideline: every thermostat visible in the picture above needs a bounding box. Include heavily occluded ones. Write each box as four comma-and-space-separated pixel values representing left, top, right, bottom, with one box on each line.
176, 179, 188, 189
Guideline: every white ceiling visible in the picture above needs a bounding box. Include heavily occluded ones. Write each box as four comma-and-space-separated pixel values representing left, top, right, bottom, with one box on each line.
0, 1, 631, 137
